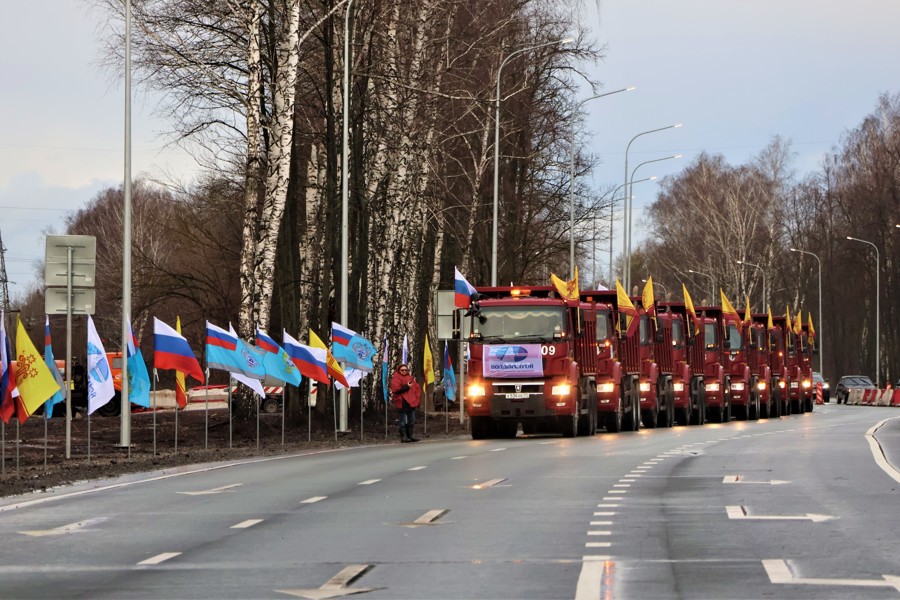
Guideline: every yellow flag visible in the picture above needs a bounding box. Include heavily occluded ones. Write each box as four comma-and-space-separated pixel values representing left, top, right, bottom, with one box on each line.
720, 289, 741, 326
423, 334, 435, 385
642, 276, 656, 309
14, 317, 61, 418
550, 267, 579, 301
309, 329, 348, 386
785, 306, 791, 331
807, 312, 815, 338
794, 310, 803, 335
743, 295, 752, 325
683, 283, 700, 336
767, 306, 774, 331
175, 317, 187, 409
615, 278, 639, 336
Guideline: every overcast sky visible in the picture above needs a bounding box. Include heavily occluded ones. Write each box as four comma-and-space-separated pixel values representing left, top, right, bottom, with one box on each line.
2, 1, 899, 300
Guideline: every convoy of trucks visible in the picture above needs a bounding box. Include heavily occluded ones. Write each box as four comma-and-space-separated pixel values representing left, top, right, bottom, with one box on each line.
462, 283, 817, 439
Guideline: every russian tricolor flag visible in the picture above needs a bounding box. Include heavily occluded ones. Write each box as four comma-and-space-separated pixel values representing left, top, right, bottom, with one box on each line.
454, 267, 477, 308
331, 322, 355, 347
256, 328, 280, 355
283, 330, 329, 385
206, 322, 237, 350
154, 317, 205, 383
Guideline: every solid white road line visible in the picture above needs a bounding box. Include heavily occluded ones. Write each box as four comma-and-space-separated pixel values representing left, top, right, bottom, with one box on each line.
408, 466, 427, 471
231, 519, 263, 529
138, 552, 181, 565
451, 456, 469, 460
301, 496, 327, 504
358, 479, 381, 485
489, 448, 506, 452
866, 417, 900, 484
575, 560, 605, 600
178, 483, 243, 496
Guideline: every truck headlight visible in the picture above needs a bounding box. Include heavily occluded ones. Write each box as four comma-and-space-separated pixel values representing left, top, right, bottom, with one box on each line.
757, 381, 767, 391
730, 382, 745, 391
551, 383, 572, 396
778, 380, 786, 389
705, 382, 720, 392
801, 379, 811, 389
597, 382, 615, 394
466, 383, 486, 398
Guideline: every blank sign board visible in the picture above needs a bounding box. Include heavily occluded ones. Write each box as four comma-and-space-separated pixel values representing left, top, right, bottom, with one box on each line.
44, 261, 96, 287
45, 288, 96, 315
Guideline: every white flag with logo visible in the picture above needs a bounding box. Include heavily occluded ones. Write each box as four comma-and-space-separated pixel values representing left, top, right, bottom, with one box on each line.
86, 315, 115, 415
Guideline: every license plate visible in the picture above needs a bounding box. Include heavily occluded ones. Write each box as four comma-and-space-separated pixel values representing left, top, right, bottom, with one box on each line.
506, 393, 529, 399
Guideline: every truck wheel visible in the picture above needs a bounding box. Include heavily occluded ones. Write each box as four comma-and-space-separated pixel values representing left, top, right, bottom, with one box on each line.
471, 416, 488, 440
605, 409, 623, 433
97, 393, 122, 418
734, 404, 747, 421
521, 421, 536, 435
560, 412, 577, 438
642, 408, 658, 429
623, 392, 638, 431
262, 398, 279, 414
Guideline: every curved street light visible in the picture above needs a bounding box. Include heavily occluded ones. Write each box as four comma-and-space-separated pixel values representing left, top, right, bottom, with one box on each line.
789, 248, 822, 377
624, 154, 681, 290
568, 86, 636, 278
736, 259, 765, 310
492, 37, 573, 285
688, 269, 715, 303
846, 236, 880, 386
622, 124, 682, 292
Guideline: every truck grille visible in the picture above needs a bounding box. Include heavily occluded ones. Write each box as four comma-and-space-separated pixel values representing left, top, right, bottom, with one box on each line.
492, 382, 544, 394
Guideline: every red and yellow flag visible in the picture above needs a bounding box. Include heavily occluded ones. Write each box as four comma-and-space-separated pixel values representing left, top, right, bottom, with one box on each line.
550, 267, 579, 301
615, 278, 640, 337
13, 316, 60, 419
807, 312, 816, 338
309, 329, 349, 388
793, 310, 803, 335
174, 316, 187, 409
423, 334, 435, 385
742, 295, 752, 326
720, 289, 742, 327
642, 277, 656, 326
682, 283, 702, 335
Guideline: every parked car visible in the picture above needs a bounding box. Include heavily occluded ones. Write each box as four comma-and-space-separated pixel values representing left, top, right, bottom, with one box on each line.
812, 372, 830, 402
834, 375, 875, 404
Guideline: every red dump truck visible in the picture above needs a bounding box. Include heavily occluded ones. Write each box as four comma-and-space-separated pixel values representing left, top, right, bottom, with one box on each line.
696, 306, 732, 423
746, 315, 773, 419
463, 286, 598, 438
659, 302, 706, 426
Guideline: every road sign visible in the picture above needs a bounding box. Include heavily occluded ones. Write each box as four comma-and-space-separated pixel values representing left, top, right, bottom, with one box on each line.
44, 235, 96, 262
44, 260, 96, 287
45, 288, 95, 315
435, 290, 457, 340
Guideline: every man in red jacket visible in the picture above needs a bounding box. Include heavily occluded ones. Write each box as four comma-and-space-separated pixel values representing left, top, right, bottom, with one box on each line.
390, 363, 421, 442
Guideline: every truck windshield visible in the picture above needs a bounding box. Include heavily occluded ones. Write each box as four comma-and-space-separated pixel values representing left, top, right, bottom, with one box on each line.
704, 323, 717, 350
725, 324, 742, 351
596, 310, 610, 341
672, 319, 684, 347
473, 306, 566, 341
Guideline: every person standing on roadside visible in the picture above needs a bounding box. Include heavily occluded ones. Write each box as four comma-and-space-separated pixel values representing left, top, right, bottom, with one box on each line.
390, 363, 421, 443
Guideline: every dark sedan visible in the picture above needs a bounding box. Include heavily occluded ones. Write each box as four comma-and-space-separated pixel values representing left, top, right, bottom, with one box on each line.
834, 375, 875, 404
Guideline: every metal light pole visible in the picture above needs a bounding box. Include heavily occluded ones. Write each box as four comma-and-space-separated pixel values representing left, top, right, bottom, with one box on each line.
120, 0, 132, 450
339, 0, 356, 432
568, 86, 635, 278
736, 259, 765, 310
624, 154, 681, 289
688, 269, 715, 304
492, 37, 572, 285
622, 124, 682, 292
642, 278, 667, 299
847, 236, 879, 387
790, 248, 822, 376
604, 177, 654, 285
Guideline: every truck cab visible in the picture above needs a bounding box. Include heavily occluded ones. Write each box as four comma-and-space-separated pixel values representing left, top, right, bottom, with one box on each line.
721, 313, 755, 421
697, 307, 731, 423
746, 315, 773, 418
464, 286, 598, 439
768, 315, 790, 416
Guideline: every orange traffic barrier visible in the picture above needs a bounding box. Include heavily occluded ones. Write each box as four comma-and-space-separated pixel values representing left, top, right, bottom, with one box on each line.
892, 390, 900, 407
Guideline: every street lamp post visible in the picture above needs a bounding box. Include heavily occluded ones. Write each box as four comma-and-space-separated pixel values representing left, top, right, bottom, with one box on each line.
790, 248, 822, 376
624, 154, 681, 290
492, 37, 572, 286
605, 177, 654, 285
568, 87, 636, 278
847, 236, 880, 387
688, 269, 715, 303
642, 278, 667, 298
736, 259, 765, 310
622, 124, 682, 293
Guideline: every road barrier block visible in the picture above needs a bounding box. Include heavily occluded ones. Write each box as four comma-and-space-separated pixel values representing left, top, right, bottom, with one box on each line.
891, 390, 900, 407
862, 388, 875, 405
815, 384, 824, 405
848, 388, 863, 405
878, 389, 893, 406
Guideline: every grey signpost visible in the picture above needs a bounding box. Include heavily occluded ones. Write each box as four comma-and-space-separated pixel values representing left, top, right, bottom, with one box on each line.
45, 235, 96, 459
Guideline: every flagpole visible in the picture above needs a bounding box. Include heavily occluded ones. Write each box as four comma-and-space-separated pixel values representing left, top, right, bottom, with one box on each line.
87, 410, 91, 464
332, 386, 338, 442
16, 419, 20, 476
152, 368, 157, 457
307, 384, 311, 443
204, 368, 209, 450
227, 377, 233, 449
457, 340, 465, 425
174, 394, 179, 456
281, 387, 285, 447
1, 421, 5, 477
256, 386, 260, 451
43, 413, 48, 471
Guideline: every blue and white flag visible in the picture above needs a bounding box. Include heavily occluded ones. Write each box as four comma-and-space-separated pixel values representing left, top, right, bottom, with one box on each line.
331, 322, 377, 372
43, 316, 65, 418
256, 327, 302, 386
86, 315, 115, 415
442, 341, 456, 403
125, 320, 152, 408
402, 334, 409, 365
381, 335, 389, 404
206, 321, 266, 380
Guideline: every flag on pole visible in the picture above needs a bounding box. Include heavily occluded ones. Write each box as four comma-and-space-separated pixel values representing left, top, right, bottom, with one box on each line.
174, 317, 187, 408
331, 322, 377, 372
153, 317, 205, 383
793, 310, 803, 335
0, 312, 20, 424
335, 367, 366, 390
642, 277, 656, 327
381, 335, 389, 403
309, 329, 349, 388
125, 320, 152, 408
402, 334, 409, 365
86, 315, 115, 415
423, 334, 435, 385
225, 324, 266, 397
206, 322, 265, 379
807, 312, 816, 339
615, 278, 640, 337
550, 267, 579, 301
442, 342, 456, 403
454, 267, 477, 308
43, 316, 65, 417
720, 289, 742, 327
283, 330, 330, 385
256, 327, 302, 386
683, 284, 702, 335
12, 316, 61, 420
767, 306, 775, 331
743, 296, 752, 326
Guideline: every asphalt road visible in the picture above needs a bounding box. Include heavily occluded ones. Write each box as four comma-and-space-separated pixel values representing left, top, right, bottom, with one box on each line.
1, 404, 899, 599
